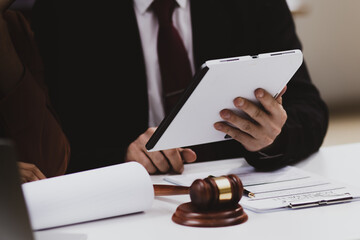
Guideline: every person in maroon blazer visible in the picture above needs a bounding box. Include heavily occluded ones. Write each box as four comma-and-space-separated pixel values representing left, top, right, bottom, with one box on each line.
2, 0, 328, 177
0, 3, 69, 181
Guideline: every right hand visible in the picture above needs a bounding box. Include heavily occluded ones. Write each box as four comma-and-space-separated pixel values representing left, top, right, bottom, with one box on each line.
0, 0, 15, 14
18, 162, 47, 183
125, 128, 197, 174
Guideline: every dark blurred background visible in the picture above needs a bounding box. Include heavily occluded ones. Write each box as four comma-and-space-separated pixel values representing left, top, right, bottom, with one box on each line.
10, 0, 35, 9
9, 0, 35, 19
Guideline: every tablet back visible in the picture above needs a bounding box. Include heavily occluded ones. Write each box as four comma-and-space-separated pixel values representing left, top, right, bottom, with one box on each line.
146, 50, 303, 152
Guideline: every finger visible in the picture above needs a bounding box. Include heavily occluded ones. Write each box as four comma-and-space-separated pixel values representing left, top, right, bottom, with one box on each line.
214, 122, 262, 152
275, 86, 287, 104
33, 167, 47, 180
162, 149, 184, 173
137, 130, 170, 173
255, 88, 285, 118
233, 97, 270, 126
19, 169, 40, 182
127, 149, 157, 174
146, 150, 170, 173
25, 164, 46, 180
18, 162, 46, 180
139, 152, 158, 174
179, 148, 197, 163
219, 109, 262, 139
277, 86, 287, 99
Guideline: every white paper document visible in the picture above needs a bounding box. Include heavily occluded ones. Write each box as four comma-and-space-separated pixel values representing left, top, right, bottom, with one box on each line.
23, 162, 154, 230
164, 166, 360, 212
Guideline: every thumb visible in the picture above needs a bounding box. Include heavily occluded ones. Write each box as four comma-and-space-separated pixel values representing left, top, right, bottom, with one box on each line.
179, 148, 197, 163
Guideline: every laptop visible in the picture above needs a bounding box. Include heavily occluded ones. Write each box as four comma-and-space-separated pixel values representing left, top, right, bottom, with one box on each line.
0, 139, 87, 240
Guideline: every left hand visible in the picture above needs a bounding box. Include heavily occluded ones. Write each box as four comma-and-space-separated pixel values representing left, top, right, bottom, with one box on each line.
214, 87, 287, 152
125, 128, 196, 174
17, 162, 47, 183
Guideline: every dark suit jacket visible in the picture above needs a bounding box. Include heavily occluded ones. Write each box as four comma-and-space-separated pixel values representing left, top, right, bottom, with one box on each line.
31, 0, 328, 173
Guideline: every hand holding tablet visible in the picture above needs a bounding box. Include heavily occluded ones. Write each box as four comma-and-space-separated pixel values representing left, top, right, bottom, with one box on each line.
125, 128, 196, 174
146, 50, 303, 153
214, 86, 288, 152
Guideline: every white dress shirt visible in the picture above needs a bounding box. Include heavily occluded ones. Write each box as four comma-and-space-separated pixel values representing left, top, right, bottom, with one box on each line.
133, 0, 195, 127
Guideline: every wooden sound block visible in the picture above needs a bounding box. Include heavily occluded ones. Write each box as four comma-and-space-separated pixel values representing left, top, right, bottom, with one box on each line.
172, 202, 248, 227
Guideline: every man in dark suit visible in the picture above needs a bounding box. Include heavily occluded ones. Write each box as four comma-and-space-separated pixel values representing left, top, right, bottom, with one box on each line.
31, 0, 328, 174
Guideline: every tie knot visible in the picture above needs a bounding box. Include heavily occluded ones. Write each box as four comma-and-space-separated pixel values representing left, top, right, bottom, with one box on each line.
152, 0, 177, 26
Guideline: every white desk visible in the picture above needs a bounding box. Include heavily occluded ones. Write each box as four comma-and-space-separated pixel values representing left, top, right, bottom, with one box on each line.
41, 143, 360, 240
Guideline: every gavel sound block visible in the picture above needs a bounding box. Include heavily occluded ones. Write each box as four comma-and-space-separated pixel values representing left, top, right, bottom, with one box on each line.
154, 174, 248, 227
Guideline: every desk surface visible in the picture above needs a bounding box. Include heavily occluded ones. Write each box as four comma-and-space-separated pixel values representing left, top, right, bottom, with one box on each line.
41, 143, 360, 240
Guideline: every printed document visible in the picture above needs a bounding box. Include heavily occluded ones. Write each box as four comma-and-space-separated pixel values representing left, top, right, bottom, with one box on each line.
164, 166, 360, 212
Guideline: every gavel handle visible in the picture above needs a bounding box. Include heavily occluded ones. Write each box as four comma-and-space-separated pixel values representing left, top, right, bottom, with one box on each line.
154, 184, 190, 196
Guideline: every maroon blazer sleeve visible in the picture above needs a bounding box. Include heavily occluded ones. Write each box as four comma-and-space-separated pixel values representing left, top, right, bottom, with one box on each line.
0, 10, 69, 177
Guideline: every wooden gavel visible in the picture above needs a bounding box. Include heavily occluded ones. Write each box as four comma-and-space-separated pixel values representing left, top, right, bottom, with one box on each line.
154, 174, 243, 210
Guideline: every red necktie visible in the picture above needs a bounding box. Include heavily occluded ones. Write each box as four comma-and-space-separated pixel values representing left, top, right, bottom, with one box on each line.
152, 0, 193, 115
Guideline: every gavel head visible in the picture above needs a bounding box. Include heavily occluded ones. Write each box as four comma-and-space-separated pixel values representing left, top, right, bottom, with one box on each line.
189, 174, 243, 210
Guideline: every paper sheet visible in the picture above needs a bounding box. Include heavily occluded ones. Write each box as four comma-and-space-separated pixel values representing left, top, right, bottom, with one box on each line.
165, 166, 360, 212
22, 162, 154, 230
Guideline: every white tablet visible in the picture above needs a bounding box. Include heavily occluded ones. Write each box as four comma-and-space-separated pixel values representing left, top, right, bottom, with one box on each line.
146, 50, 303, 152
